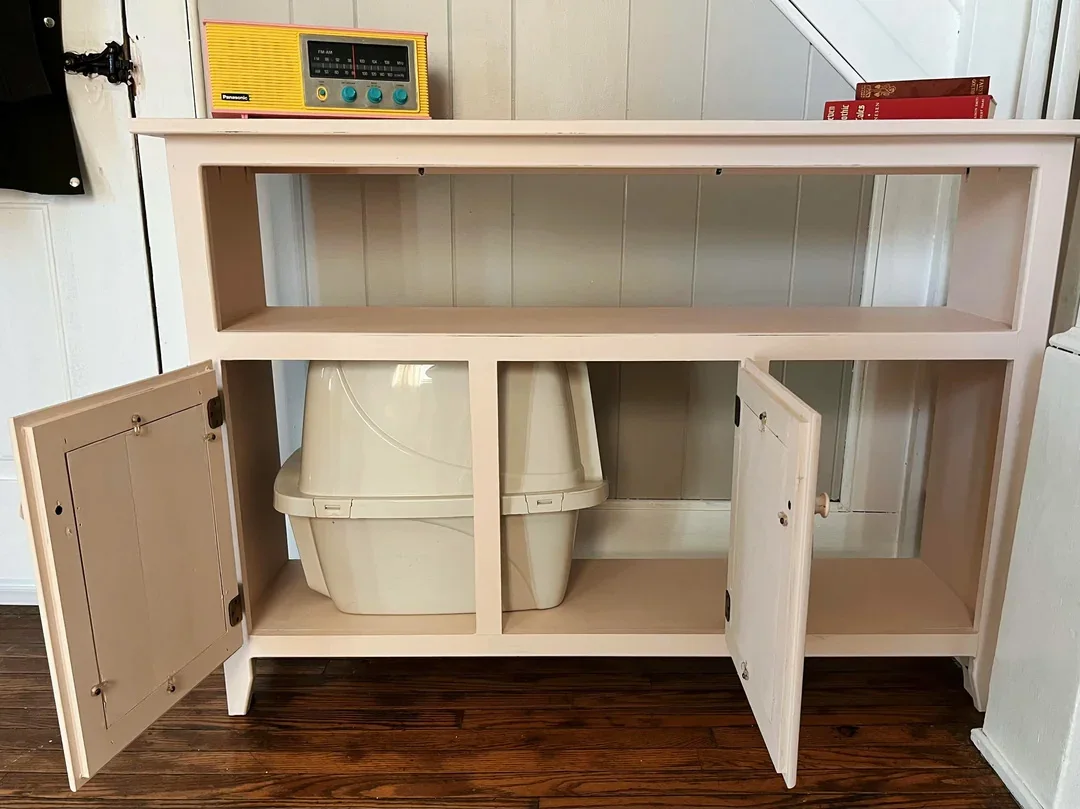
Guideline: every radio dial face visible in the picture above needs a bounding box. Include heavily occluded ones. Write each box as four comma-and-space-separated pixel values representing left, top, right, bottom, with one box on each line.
301, 34, 419, 112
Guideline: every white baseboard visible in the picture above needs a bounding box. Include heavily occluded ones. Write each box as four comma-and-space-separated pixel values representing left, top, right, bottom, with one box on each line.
971, 728, 1047, 809
0, 578, 38, 606
575, 499, 900, 559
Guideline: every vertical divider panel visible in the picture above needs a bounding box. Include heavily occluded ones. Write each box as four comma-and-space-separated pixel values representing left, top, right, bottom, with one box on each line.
947, 168, 1032, 324
203, 166, 268, 329
920, 361, 1006, 615
469, 359, 503, 634
220, 361, 289, 630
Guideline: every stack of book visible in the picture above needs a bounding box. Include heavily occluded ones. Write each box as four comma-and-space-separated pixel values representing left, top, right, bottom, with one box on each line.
823, 76, 994, 120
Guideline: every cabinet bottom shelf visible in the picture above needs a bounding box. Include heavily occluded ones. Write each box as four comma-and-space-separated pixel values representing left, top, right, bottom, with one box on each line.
247, 558, 976, 658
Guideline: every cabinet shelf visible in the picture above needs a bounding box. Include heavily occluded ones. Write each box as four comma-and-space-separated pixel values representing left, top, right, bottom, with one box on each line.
216, 305, 1015, 362
247, 558, 976, 659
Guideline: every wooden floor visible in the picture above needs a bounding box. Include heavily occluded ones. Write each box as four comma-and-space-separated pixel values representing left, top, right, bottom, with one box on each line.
0, 606, 1016, 808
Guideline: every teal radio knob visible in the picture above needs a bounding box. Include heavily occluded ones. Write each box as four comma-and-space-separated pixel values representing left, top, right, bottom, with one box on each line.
393, 88, 409, 105
366, 86, 383, 104
341, 86, 358, 103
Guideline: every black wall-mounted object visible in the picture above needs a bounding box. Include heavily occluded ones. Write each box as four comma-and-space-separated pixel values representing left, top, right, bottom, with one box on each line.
64, 41, 133, 86
0, 0, 85, 195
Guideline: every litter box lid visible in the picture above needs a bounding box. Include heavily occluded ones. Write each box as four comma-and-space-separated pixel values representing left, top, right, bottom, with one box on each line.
275, 449, 608, 519
297, 360, 605, 501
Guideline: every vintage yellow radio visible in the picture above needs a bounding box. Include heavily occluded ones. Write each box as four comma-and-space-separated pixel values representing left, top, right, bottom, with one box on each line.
203, 20, 430, 119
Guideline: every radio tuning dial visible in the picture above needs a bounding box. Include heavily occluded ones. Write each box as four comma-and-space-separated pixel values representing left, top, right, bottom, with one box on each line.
367, 87, 384, 104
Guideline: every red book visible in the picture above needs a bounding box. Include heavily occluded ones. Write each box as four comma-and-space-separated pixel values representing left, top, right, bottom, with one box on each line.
823, 95, 995, 121
855, 76, 990, 99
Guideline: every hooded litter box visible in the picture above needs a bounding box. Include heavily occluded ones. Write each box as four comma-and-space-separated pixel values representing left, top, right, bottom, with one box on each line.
273, 360, 608, 615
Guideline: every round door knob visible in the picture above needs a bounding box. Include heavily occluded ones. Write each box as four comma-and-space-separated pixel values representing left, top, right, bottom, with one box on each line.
341, 86, 358, 103
393, 87, 409, 105
815, 493, 830, 518
366, 86, 383, 104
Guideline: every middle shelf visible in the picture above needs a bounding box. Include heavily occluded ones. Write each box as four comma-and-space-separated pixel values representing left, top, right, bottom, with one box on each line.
212, 306, 1016, 362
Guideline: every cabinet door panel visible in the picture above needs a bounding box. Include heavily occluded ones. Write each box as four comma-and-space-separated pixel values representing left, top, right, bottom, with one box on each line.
728, 359, 820, 788
11, 361, 240, 790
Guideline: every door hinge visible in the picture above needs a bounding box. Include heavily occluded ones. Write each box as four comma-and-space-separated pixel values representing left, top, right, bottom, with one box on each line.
228, 587, 244, 627
207, 394, 225, 430
733, 395, 741, 426
64, 41, 134, 86
724, 589, 731, 622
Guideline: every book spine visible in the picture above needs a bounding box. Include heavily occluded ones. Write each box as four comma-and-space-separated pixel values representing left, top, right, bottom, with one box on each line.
823, 95, 993, 121
855, 76, 990, 99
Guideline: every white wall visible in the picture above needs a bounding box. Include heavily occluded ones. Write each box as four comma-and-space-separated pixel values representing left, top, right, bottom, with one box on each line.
0, 1, 160, 603
201, 0, 872, 505
783, 0, 964, 81
973, 330, 1080, 809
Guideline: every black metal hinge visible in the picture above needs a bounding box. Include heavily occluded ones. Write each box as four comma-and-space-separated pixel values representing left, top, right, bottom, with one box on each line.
733, 395, 741, 427
207, 394, 225, 429
64, 41, 134, 86
725, 590, 731, 622
228, 588, 244, 627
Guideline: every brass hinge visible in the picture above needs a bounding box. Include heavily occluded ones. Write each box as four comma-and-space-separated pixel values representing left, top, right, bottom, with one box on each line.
207, 394, 225, 430
228, 587, 244, 627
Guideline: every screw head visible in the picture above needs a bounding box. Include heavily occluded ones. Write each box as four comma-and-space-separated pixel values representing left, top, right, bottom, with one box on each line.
44, 16, 55, 27
69, 177, 81, 188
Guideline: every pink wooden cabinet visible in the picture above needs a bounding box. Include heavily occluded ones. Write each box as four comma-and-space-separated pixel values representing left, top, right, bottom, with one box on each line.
12, 118, 1079, 791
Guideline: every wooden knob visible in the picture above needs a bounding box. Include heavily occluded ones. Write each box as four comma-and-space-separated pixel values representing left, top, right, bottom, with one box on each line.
815, 493, 830, 518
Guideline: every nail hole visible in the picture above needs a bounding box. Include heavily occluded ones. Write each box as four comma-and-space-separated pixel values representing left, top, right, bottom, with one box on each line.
787, 500, 792, 510
55, 505, 63, 515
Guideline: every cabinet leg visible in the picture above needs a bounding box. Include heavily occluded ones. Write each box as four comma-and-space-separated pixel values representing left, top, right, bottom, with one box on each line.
224, 647, 254, 716
959, 657, 987, 711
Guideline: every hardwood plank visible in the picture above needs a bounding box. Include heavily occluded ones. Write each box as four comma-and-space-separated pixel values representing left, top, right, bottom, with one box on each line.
5, 747, 707, 777
0, 607, 39, 619
699, 745, 986, 770
0, 657, 49, 674
0, 770, 1015, 801
122, 728, 713, 755
461, 705, 982, 730
540, 798, 1017, 809
571, 688, 976, 711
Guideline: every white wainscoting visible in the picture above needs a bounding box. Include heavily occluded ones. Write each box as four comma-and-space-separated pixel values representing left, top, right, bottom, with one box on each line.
0, 0, 160, 602
199, 0, 884, 514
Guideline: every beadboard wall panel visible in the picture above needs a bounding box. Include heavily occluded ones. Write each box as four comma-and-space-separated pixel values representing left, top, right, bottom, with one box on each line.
197, 0, 870, 503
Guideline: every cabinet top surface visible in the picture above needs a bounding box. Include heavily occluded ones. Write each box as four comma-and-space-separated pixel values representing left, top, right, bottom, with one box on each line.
131, 118, 1080, 139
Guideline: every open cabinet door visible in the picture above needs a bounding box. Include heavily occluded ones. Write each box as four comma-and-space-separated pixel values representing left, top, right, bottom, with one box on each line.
728, 360, 821, 788
10, 362, 242, 791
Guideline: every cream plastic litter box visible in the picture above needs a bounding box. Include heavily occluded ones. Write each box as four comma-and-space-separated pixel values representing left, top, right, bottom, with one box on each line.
273, 360, 608, 615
